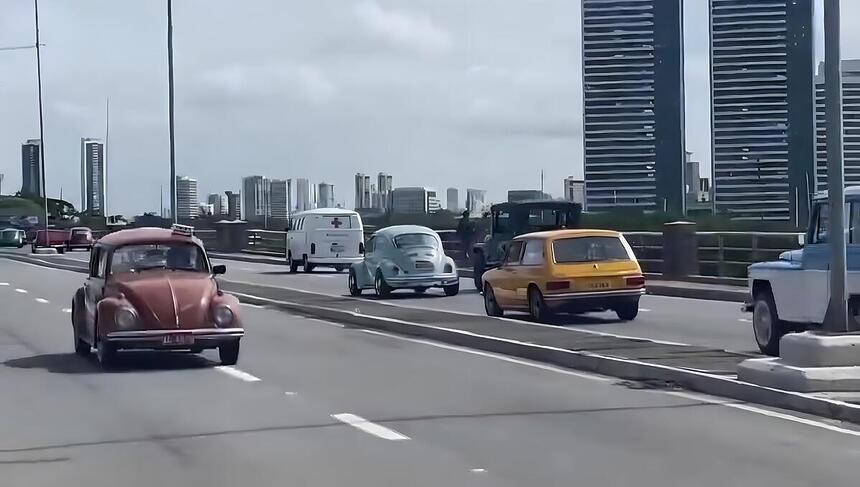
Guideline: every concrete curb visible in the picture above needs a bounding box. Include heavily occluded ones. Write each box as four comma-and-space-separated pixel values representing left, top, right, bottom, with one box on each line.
229, 289, 860, 425
7, 253, 859, 424
644, 283, 748, 303
208, 252, 287, 266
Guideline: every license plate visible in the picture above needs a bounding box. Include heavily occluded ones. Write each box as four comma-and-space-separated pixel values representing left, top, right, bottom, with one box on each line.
163, 334, 194, 346
588, 281, 611, 290
331, 244, 345, 253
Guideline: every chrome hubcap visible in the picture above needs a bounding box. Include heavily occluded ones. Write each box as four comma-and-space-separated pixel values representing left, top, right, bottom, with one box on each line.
349, 274, 356, 291
753, 300, 772, 345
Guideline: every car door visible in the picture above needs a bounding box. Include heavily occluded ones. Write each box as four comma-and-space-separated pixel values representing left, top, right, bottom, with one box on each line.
495, 240, 525, 307
359, 235, 378, 285
515, 239, 547, 298
83, 247, 108, 342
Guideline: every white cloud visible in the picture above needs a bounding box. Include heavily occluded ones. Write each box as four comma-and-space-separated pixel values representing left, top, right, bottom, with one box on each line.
353, 1, 452, 55
196, 63, 337, 105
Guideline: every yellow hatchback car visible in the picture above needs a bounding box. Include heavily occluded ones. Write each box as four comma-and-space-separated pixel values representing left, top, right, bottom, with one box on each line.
481, 229, 645, 322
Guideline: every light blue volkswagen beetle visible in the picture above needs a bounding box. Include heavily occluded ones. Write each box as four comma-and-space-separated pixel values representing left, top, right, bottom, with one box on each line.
348, 225, 460, 298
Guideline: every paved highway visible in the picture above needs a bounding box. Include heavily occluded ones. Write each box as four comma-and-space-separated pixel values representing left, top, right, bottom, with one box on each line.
49, 250, 756, 353
1, 257, 859, 486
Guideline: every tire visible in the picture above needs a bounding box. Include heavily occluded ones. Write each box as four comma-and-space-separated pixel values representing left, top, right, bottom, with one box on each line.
348, 268, 362, 296
484, 284, 503, 317
528, 286, 551, 323
288, 252, 299, 273
302, 255, 314, 273
753, 289, 788, 356
615, 300, 639, 321
443, 282, 460, 296
74, 332, 90, 356
414, 287, 428, 294
473, 254, 485, 291
96, 340, 116, 368
30, 245, 36, 254
219, 340, 240, 365
374, 271, 392, 298
190, 346, 205, 354
334, 265, 346, 273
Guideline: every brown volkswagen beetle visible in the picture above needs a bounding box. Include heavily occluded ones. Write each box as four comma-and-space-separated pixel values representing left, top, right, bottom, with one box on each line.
71, 225, 243, 367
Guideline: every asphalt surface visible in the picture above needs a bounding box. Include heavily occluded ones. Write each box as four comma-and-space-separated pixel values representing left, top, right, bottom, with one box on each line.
2, 257, 860, 486
49, 250, 758, 352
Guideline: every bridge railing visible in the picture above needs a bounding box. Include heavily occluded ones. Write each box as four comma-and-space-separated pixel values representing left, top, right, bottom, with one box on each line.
245, 229, 287, 255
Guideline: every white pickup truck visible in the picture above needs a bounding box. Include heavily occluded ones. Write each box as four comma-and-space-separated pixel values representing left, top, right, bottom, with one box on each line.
746, 187, 860, 355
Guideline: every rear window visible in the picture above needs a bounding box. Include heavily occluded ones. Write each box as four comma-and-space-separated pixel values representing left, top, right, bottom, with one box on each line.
1, 230, 17, 238
393, 233, 438, 248
552, 236, 630, 263
321, 216, 356, 230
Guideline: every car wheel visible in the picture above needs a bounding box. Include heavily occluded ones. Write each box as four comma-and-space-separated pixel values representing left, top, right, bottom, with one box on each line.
374, 271, 392, 298
30, 245, 36, 254
219, 340, 240, 365
615, 300, 639, 321
96, 340, 116, 368
753, 289, 788, 356
443, 282, 459, 296
303, 255, 315, 273
528, 286, 551, 323
414, 287, 428, 294
473, 255, 485, 291
484, 284, 503, 317
72, 305, 90, 356
348, 268, 362, 296
334, 265, 346, 273
288, 252, 299, 273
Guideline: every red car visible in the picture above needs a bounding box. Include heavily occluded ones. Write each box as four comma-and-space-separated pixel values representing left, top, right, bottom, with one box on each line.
71, 225, 243, 367
66, 227, 94, 251
31, 229, 70, 253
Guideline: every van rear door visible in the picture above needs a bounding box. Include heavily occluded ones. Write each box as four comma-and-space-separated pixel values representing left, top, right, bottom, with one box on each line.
312, 215, 362, 258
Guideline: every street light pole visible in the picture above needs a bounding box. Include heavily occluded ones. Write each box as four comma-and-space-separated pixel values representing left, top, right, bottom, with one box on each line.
167, 0, 177, 223
823, 0, 848, 332
33, 0, 48, 235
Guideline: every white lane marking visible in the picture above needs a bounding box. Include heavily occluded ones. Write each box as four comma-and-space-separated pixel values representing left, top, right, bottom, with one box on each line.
240, 302, 265, 309
331, 413, 410, 441
215, 366, 261, 382
470, 468, 487, 473
35, 298, 49, 304
738, 318, 752, 323
359, 329, 611, 382
666, 390, 860, 438
0, 282, 8, 286
639, 308, 652, 312
15, 288, 27, 294
308, 317, 345, 328
284, 391, 297, 396
61, 308, 72, 313
239, 267, 256, 272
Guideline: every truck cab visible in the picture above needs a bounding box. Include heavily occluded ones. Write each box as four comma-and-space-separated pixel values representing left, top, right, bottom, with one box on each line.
747, 187, 860, 356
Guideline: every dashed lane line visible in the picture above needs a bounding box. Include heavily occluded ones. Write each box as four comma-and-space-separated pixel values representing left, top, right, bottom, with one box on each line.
14, 288, 27, 294
61, 308, 72, 313
330, 413, 410, 441
35, 298, 49, 304
215, 366, 261, 382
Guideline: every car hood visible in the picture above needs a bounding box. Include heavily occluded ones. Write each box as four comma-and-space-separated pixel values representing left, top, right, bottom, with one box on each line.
111, 271, 215, 329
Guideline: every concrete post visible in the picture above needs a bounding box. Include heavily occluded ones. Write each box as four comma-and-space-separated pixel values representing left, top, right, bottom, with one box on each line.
213, 220, 248, 253
662, 221, 697, 280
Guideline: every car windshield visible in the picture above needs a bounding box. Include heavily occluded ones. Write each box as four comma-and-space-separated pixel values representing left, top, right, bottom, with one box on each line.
393, 233, 438, 249
110, 243, 208, 274
553, 236, 630, 263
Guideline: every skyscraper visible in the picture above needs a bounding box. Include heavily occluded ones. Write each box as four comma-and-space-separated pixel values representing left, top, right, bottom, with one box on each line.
207, 193, 228, 215
465, 188, 486, 215
296, 178, 310, 211
270, 179, 290, 219
241, 175, 270, 222
390, 187, 439, 214
354, 173, 372, 209
20, 139, 42, 197
318, 182, 335, 208
175, 176, 198, 220
377, 172, 393, 209
815, 60, 860, 190
225, 191, 241, 220
581, 0, 685, 213
710, 0, 814, 225
446, 187, 459, 212
80, 138, 105, 216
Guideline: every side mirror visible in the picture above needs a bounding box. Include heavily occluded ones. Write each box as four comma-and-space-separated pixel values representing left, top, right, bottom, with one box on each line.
212, 264, 226, 275
798, 234, 806, 247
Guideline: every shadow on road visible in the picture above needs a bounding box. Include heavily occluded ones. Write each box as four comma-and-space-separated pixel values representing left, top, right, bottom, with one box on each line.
4, 351, 215, 374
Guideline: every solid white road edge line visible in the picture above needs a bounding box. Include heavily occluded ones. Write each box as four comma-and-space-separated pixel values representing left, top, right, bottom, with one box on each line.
359, 329, 611, 383
215, 366, 261, 382
35, 298, 49, 304
330, 413, 410, 441
15, 288, 27, 294
666, 390, 860, 438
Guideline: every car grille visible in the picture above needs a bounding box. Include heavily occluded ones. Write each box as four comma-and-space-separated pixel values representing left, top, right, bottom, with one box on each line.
414, 260, 434, 271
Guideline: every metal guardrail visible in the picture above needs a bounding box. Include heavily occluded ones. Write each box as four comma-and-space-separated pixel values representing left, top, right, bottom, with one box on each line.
623, 231, 803, 278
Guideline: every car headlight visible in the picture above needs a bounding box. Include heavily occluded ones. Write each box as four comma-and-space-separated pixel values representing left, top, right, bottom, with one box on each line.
213, 305, 234, 327
115, 307, 137, 329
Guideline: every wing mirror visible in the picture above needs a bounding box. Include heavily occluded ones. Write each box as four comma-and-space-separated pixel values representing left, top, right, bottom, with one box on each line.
212, 264, 226, 275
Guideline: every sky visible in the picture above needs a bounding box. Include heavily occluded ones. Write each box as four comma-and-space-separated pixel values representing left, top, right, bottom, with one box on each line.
0, 0, 854, 216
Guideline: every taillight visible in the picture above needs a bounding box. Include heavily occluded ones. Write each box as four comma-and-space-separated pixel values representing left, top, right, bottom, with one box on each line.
546, 281, 570, 291
626, 276, 645, 287
359, 242, 365, 254
310, 243, 316, 255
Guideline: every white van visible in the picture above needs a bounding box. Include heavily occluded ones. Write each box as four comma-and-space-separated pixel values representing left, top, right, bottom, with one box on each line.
287, 208, 364, 273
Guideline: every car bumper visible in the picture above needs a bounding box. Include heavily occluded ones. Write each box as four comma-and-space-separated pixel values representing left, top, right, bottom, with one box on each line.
386, 273, 460, 289
543, 288, 645, 311
309, 256, 363, 265
104, 327, 244, 350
